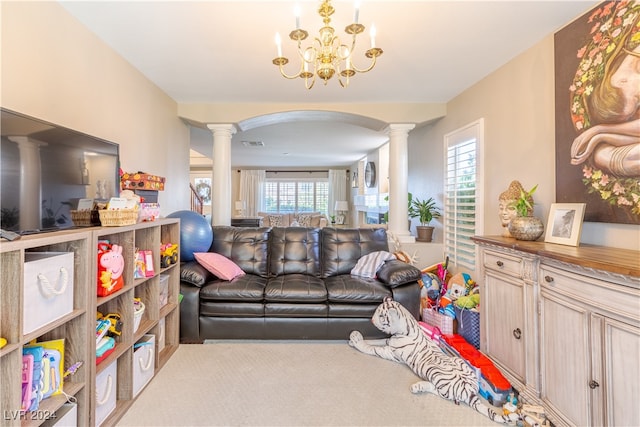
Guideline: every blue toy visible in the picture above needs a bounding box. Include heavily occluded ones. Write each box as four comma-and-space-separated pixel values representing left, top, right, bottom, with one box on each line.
167, 210, 213, 261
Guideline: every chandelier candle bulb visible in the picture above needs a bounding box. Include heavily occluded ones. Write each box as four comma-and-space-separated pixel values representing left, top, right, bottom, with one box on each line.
275, 33, 282, 57
370, 24, 376, 48
295, 4, 300, 29
354, 2, 360, 24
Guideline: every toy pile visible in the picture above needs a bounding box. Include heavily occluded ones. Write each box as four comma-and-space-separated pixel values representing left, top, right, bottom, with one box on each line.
22, 339, 66, 412
419, 257, 480, 346
96, 311, 122, 365
418, 258, 553, 426
419, 258, 479, 313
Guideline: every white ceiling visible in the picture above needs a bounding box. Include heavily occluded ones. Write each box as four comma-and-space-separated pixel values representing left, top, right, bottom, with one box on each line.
60, 0, 598, 168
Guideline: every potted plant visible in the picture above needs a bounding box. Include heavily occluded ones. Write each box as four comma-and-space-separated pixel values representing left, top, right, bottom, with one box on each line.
507, 184, 544, 241
409, 196, 441, 242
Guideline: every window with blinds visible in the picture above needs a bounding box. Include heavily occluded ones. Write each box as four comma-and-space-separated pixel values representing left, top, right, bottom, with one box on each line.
444, 119, 484, 270
264, 180, 329, 213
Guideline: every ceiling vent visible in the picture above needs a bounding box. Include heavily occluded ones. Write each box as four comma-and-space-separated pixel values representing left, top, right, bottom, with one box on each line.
241, 140, 264, 147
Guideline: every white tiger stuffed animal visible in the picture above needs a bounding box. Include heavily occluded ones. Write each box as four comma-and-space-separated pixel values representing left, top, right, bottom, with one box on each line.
349, 297, 518, 425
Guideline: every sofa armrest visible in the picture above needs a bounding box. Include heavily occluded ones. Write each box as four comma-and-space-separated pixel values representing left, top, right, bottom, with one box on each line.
180, 281, 202, 343
376, 260, 421, 287
391, 282, 421, 320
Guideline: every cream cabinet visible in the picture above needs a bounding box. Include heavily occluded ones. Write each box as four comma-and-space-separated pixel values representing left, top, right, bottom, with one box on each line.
478, 246, 539, 402
539, 261, 640, 427
0, 218, 180, 427
473, 236, 639, 427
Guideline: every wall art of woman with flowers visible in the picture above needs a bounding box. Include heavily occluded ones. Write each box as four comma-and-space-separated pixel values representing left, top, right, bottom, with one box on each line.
555, 0, 640, 224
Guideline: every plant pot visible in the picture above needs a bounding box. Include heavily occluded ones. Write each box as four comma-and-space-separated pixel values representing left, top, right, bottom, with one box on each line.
508, 216, 544, 241
416, 225, 434, 242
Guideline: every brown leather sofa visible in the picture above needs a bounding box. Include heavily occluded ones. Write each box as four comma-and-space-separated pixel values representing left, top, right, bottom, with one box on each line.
179, 226, 421, 342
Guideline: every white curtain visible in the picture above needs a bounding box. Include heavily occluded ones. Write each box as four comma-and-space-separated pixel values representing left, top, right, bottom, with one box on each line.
239, 170, 265, 216
328, 169, 347, 216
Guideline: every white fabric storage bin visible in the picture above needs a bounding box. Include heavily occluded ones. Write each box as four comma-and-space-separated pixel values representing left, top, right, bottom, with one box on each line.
95, 359, 117, 426
157, 317, 166, 353
132, 334, 155, 397
41, 402, 77, 426
159, 274, 169, 307
23, 252, 74, 334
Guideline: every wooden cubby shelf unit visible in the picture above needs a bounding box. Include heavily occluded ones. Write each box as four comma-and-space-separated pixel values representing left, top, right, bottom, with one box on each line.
0, 218, 180, 426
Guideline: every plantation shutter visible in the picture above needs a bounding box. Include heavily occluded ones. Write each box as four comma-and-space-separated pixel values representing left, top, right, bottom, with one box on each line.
444, 119, 483, 271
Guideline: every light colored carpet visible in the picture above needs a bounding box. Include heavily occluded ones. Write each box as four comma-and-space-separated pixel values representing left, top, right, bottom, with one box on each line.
117, 341, 501, 427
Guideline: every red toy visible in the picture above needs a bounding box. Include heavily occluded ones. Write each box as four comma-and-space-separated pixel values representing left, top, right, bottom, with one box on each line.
97, 243, 125, 297
439, 334, 513, 406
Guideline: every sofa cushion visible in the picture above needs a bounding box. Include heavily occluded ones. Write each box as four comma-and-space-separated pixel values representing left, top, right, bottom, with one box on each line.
321, 228, 389, 277
350, 251, 396, 278
258, 212, 291, 227
199, 275, 267, 302
376, 259, 422, 287
265, 274, 327, 303
180, 261, 214, 287
296, 213, 323, 227
211, 226, 270, 277
194, 252, 246, 281
324, 275, 392, 303
265, 303, 328, 317
328, 303, 380, 318
297, 213, 313, 227
200, 301, 264, 317
268, 214, 284, 227
258, 212, 327, 228
269, 227, 321, 277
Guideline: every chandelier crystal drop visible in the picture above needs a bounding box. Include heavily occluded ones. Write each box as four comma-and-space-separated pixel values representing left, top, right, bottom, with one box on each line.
272, 0, 383, 89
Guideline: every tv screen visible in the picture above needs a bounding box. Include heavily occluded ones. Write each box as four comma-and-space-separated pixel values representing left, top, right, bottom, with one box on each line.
1, 109, 120, 234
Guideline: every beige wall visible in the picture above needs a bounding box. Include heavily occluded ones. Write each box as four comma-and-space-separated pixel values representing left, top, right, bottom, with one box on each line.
411, 34, 639, 251
3, 3, 637, 250
1, 1, 191, 215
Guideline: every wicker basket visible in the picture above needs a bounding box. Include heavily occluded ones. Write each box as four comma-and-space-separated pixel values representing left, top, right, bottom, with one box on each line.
71, 210, 93, 227
98, 208, 138, 227
133, 299, 145, 333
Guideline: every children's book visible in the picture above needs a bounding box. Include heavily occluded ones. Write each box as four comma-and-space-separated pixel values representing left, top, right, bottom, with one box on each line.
22, 345, 44, 411
21, 354, 34, 411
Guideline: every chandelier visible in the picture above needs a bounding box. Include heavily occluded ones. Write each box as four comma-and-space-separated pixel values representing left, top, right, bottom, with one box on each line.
272, 0, 383, 89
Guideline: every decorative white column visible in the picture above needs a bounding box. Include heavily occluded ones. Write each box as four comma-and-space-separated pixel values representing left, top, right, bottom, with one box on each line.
207, 124, 236, 226
386, 124, 415, 243
9, 136, 44, 231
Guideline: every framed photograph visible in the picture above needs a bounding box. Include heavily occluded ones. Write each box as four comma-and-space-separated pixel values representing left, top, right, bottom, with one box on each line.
544, 203, 586, 246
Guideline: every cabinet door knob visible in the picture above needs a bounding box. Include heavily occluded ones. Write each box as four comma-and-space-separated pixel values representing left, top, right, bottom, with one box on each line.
589, 380, 600, 389
512, 328, 522, 340
496, 260, 504, 267
544, 275, 554, 283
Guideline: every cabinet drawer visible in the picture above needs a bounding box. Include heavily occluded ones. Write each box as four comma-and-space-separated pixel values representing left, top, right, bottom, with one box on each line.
483, 250, 523, 278
540, 264, 640, 323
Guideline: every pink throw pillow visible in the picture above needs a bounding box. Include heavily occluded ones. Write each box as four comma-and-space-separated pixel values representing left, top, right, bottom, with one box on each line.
194, 252, 246, 281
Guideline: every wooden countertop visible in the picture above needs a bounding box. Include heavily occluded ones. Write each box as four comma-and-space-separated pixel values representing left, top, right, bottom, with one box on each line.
472, 236, 640, 278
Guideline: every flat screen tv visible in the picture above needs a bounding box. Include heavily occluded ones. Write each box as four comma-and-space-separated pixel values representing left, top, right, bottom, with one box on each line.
1, 108, 120, 234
